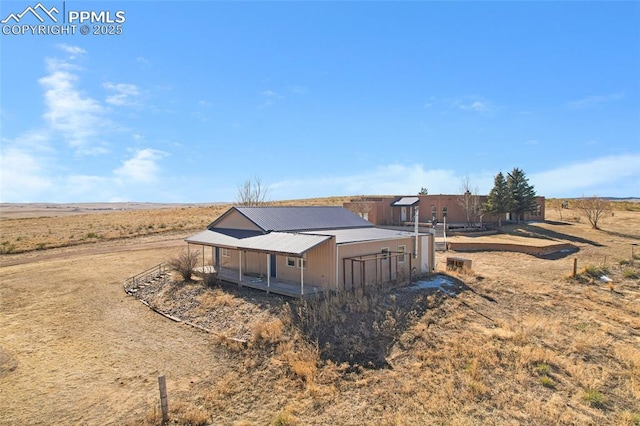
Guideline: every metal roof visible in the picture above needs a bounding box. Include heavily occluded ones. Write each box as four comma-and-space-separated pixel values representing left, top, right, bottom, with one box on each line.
218, 206, 374, 232
391, 197, 420, 206
185, 230, 332, 256
302, 227, 424, 244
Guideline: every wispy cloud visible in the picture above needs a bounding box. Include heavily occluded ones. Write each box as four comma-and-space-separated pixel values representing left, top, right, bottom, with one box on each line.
56, 43, 86, 59
38, 50, 109, 154
531, 153, 640, 197
451, 97, 493, 113
423, 96, 496, 113
260, 89, 283, 107
103, 82, 141, 106
567, 93, 624, 109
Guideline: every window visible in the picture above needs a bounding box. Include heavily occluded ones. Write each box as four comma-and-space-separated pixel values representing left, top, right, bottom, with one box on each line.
298, 257, 307, 269
398, 245, 406, 263
222, 248, 230, 257
381, 247, 390, 261
442, 206, 448, 218
287, 256, 307, 269
431, 205, 436, 221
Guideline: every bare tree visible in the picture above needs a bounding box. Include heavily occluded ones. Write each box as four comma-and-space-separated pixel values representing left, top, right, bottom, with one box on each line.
236, 176, 270, 206
547, 198, 564, 221
573, 196, 612, 229
347, 201, 373, 221
457, 177, 482, 227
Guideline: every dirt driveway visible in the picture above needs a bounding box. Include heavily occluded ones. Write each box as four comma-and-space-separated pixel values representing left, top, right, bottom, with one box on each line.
0, 235, 227, 425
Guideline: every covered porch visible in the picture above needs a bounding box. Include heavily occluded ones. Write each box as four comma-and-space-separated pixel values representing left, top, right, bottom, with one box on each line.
195, 265, 325, 298
186, 229, 332, 298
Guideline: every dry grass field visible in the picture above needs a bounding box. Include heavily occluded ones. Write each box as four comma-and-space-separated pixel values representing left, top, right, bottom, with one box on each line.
1, 199, 639, 425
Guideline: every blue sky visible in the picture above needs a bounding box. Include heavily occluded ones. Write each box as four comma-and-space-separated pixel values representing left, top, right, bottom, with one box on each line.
1, 1, 638, 203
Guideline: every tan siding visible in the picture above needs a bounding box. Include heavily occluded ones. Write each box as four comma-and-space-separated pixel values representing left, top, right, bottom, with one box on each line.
274, 239, 335, 289
213, 210, 262, 231
337, 236, 419, 290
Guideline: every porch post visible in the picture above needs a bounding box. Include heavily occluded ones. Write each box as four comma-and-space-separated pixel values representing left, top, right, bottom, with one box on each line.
300, 258, 304, 295
202, 245, 205, 274
267, 253, 271, 294
335, 242, 340, 290
239, 250, 242, 288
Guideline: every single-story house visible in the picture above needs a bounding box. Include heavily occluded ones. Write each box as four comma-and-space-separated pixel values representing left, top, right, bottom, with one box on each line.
185, 206, 434, 297
344, 194, 546, 227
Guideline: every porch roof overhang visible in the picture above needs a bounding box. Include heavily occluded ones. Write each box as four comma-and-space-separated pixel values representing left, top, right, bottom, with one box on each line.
391, 197, 420, 207
185, 230, 332, 257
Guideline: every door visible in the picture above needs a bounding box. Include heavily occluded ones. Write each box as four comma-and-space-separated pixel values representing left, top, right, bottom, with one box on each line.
401, 207, 407, 222
270, 254, 277, 277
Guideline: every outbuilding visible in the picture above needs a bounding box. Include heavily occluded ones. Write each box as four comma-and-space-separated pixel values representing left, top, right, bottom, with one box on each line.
185, 206, 434, 297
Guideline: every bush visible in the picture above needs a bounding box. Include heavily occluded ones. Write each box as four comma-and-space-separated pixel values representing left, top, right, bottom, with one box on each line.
582, 388, 605, 408
623, 268, 639, 280
168, 250, 200, 282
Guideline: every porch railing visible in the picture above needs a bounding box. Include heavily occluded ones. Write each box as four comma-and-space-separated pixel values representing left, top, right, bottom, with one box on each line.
124, 263, 169, 294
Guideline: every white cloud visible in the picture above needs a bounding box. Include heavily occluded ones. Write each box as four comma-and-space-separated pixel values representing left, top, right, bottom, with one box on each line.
0, 147, 53, 202
531, 153, 640, 197
567, 93, 624, 109
38, 57, 108, 152
114, 148, 167, 183
103, 82, 141, 106
55, 43, 86, 59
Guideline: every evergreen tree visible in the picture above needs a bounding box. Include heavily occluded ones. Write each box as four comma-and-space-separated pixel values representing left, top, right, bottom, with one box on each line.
506, 167, 537, 223
484, 172, 509, 227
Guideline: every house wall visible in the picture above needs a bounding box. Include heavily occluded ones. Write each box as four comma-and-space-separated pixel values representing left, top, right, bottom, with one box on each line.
344, 197, 396, 225
336, 235, 425, 291
212, 233, 433, 292
276, 239, 335, 289
213, 210, 262, 231
352, 195, 546, 226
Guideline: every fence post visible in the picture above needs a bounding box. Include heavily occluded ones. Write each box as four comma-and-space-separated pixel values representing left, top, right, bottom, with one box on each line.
572, 258, 578, 278
158, 375, 169, 424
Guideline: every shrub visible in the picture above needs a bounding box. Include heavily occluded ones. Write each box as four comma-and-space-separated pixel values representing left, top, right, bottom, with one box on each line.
582, 265, 609, 278
1, 241, 16, 254
582, 388, 605, 408
168, 250, 200, 282
539, 375, 555, 388
623, 268, 639, 280
272, 408, 298, 426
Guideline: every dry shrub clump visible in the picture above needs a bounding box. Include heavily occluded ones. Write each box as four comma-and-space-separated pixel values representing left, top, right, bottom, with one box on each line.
169, 401, 210, 426
252, 318, 285, 345
277, 340, 319, 385
168, 249, 200, 282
